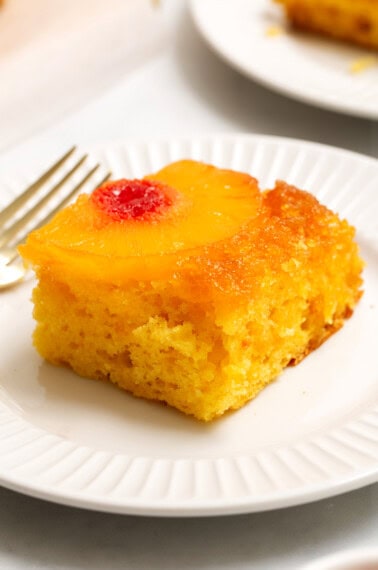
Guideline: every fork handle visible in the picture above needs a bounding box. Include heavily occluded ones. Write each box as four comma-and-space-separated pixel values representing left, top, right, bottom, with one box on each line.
0, 246, 18, 266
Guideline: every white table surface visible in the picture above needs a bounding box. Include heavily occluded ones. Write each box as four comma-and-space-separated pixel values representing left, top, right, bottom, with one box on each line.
0, 1, 377, 569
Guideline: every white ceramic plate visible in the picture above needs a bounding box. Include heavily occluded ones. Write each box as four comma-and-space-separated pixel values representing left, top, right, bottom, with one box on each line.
303, 548, 378, 570
0, 134, 378, 517
190, 0, 378, 120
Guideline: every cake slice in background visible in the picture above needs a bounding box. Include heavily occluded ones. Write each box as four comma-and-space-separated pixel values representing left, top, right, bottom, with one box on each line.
276, 0, 378, 49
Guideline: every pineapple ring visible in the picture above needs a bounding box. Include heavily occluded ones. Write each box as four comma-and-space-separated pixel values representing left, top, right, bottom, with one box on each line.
22, 160, 262, 282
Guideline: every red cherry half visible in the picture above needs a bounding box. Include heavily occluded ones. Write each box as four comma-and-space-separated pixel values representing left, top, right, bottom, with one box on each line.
91, 179, 175, 221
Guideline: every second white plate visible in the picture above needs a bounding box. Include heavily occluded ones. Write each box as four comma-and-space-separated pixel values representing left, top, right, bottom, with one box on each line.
0, 134, 377, 516
191, 0, 378, 119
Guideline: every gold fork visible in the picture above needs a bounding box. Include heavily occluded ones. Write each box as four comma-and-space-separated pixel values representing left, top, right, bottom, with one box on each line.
0, 147, 111, 290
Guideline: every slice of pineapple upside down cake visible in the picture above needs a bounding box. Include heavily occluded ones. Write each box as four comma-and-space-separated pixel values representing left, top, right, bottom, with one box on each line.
19, 160, 363, 421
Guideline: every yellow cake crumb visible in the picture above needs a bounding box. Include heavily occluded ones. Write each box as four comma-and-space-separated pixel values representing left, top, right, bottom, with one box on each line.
266, 25, 285, 37
349, 55, 377, 73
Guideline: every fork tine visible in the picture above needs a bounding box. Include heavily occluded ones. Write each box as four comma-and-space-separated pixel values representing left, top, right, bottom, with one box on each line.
26, 166, 111, 234
3, 168, 112, 265
0, 154, 88, 247
0, 146, 76, 227
46, 167, 111, 217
